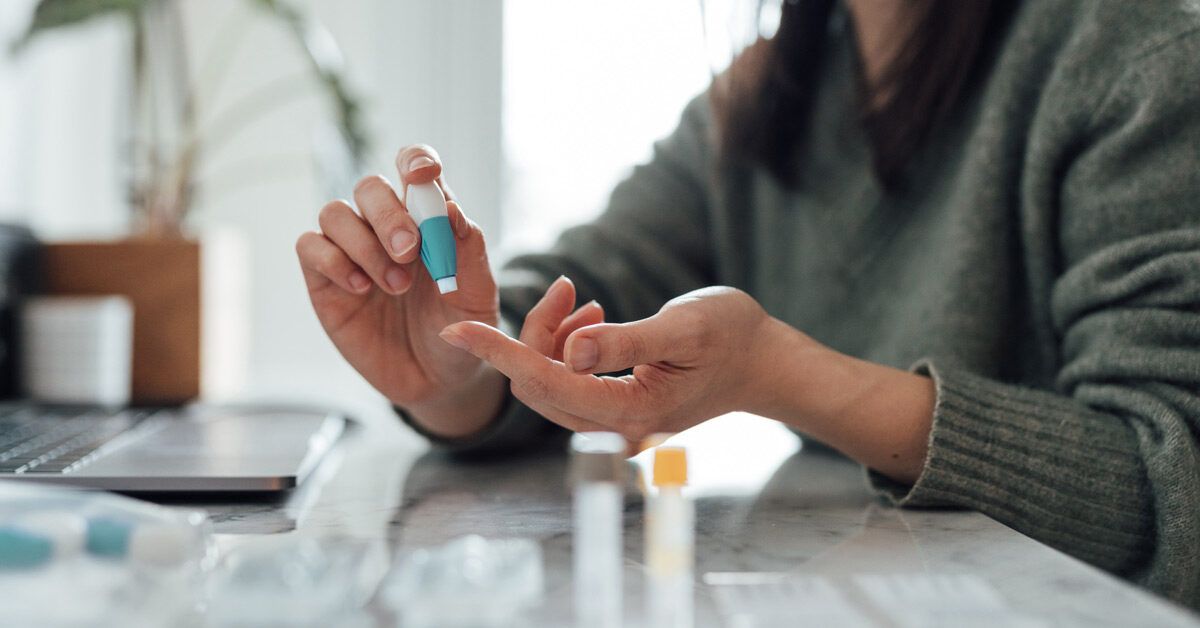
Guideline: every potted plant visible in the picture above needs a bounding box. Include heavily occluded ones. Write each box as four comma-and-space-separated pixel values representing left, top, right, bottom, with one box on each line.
11, 0, 368, 403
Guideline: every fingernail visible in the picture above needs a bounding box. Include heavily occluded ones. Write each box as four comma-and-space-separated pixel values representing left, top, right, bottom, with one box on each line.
348, 270, 370, 292
385, 266, 407, 292
391, 230, 417, 257
569, 337, 599, 372
448, 202, 468, 240
439, 329, 471, 351
549, 275, 569, 296
408, 155, 436, 171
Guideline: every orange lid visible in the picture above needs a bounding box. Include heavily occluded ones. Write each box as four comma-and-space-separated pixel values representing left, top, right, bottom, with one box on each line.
652, 446, 688, 486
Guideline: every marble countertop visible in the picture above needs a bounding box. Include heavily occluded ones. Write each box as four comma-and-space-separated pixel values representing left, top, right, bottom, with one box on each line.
189, 410, 1199, 627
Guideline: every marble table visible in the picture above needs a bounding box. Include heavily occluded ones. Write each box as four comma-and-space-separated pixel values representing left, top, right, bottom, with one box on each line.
189, 411, 1200, 627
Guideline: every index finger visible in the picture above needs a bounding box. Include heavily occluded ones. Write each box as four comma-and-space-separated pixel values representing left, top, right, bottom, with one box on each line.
352, 175, 422, 264
441, 321, 633, 421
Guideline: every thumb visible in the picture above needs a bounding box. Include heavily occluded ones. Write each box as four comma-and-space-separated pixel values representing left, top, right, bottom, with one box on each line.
563, 313, 690, 374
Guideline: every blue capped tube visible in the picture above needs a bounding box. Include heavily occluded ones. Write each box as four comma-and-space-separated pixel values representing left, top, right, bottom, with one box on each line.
406, 182, 458, 294
0, 515, 199, 569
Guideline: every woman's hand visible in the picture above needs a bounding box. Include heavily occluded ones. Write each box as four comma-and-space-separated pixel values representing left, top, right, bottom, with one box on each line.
296, 146, 506, 437
438, 286, 792, 443
440, 284, 936, 482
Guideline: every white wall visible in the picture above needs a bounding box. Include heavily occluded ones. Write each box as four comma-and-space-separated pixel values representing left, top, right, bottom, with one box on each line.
0, 1, 128, 235
501, 1, 717, 256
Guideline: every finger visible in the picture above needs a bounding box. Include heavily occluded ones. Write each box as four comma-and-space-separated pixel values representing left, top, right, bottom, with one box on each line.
521, 374, 655, 445
438, 321, 631, 420
296, 231, 371, 295
396, 146, 457, 204
563, 309, 695, 374
515, 393, 611, 435
353, 175, 422, 264
396, 144, 442, 187
553, 300, 604, 361
440, 313, 616, 435
440, 199, 497, 302
318, 200, 411, 295
446, 200, 472, 240
435, 175, 457, 203
519, 276, 577, 356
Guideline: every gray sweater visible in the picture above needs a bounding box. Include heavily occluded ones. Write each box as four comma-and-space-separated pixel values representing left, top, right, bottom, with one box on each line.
404, 0, 1200, 608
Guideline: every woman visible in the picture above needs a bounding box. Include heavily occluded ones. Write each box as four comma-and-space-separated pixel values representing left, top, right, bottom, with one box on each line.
295, 0, 1200, 608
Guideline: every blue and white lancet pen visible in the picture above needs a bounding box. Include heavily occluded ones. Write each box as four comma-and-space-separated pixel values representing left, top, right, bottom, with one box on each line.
406, 181, 459, 294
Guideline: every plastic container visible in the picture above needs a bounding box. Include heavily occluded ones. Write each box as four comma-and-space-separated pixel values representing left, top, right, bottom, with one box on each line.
570, 432, 626, 628
205, 534, 388, 626
0, 480, 213, 626
382, 534, 544, 627
646, 444, 694, 628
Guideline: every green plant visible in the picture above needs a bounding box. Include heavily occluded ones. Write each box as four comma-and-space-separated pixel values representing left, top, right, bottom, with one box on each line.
12, 0, 368, 235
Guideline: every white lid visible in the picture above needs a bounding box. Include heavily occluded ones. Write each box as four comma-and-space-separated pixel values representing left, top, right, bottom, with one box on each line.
436, 276, 458, 294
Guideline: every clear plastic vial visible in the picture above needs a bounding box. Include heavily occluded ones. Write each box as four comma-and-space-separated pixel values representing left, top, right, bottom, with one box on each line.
647, 445, 694, 628
570, 432, 627, 628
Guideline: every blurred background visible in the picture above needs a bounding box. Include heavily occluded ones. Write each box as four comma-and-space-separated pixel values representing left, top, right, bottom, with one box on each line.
0, 0, 715, 416
0, 0, 798, 468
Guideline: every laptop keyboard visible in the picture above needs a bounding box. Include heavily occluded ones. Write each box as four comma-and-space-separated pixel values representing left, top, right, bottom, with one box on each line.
0, 407, 160, 475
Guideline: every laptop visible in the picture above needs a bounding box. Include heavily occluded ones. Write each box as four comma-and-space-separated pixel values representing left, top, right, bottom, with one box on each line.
0, 403, 345, 492
0, 226, 345, 493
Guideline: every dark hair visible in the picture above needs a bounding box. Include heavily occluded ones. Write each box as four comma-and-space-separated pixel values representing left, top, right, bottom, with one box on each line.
712, 0, 1014, 189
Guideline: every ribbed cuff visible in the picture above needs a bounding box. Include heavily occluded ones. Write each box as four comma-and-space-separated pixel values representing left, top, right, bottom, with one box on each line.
867, 359, 1153, 568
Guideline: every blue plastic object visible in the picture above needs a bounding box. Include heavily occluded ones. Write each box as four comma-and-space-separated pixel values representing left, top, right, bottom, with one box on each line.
418, 216, 457, 284
85, 517, 133, 558
0, 527, 53, 569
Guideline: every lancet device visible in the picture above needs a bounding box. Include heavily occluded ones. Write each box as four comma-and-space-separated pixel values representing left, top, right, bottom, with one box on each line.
405, 182, 458, 294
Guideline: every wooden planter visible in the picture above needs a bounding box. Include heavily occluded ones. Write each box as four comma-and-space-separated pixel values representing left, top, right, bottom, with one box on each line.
41, 239, 201, 404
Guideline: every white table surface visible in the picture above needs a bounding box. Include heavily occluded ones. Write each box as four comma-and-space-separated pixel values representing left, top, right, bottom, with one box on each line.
184, 395, 1200, 627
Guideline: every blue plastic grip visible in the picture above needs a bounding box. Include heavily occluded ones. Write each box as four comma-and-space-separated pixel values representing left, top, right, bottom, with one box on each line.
418, 216, 457, 282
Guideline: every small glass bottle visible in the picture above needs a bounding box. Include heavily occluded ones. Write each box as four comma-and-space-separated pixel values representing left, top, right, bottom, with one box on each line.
646, 444, 693, 628
570, 432, 627, 628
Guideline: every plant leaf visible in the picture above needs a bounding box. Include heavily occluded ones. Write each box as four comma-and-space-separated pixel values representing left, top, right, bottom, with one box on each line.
11, 0, 151, 54
247, 0, 370, 166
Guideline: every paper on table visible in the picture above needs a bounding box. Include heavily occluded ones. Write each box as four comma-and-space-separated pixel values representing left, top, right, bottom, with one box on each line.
705, 572, 875, 628
854, 574, 1049, 628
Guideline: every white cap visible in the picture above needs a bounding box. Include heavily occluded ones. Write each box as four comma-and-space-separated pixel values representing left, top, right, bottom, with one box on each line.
436, 276, 458, 294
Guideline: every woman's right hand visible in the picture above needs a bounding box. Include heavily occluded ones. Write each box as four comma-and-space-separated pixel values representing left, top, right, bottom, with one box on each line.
295, 145, 505, 437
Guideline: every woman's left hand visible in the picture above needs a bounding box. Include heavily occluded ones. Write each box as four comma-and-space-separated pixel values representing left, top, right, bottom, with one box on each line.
438, 283, 804, 443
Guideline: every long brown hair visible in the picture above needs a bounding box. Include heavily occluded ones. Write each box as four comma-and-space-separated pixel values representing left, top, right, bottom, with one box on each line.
712, 0, 1015, 189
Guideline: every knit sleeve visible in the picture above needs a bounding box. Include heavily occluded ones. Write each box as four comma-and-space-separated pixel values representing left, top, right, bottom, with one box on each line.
869, 33, 1200, 607
402, 94, 718, 454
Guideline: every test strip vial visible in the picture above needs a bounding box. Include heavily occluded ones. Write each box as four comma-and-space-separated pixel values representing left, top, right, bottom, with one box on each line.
570, 432, 627, 628
647, 444, 694, 628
